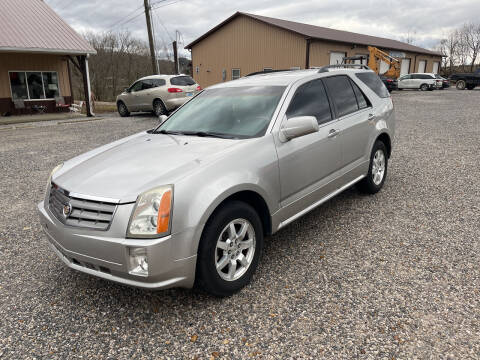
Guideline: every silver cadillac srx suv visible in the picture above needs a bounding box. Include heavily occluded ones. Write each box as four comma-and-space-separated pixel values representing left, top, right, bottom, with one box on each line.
38, 66, 395, 296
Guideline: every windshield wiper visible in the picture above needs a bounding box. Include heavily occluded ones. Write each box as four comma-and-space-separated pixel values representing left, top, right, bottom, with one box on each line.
155, 129, 236, 139
182, 131, 236, 139
156, 129, 183, 135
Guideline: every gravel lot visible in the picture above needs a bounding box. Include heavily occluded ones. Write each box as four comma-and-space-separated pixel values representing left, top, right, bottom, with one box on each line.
1, 89, 479, 359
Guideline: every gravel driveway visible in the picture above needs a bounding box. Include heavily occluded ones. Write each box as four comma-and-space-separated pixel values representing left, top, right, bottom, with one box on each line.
1, 90, 479, 359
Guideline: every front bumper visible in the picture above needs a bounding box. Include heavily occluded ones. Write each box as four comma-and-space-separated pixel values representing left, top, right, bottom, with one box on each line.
37, 201, 196, 290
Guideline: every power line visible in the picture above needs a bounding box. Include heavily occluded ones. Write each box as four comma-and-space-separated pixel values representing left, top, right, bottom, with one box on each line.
105, 7, 145, 31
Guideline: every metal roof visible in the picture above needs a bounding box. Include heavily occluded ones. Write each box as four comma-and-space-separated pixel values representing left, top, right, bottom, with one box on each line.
0, 0, 96, 55
186, 12, 442, 57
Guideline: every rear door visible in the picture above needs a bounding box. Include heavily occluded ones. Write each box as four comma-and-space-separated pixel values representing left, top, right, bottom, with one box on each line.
323, 75, 372, 170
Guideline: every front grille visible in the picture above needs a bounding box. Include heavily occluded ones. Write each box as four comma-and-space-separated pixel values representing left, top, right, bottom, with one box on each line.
48, 184, 117, 231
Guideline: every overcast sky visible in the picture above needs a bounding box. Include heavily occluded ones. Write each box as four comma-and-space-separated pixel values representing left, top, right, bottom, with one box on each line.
46, 0, 479, 58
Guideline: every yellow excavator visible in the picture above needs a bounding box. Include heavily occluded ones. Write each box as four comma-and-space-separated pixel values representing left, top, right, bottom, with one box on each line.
342, 46, 401, 79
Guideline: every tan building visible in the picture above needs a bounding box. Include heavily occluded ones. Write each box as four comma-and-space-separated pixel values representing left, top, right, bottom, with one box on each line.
0, 0, 96, 116
186, 12, 443, 88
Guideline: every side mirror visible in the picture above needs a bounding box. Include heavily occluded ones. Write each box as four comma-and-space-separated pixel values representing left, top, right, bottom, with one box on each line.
279, 116, 319, 142
124, 88, 130, 93
158, 114, 168, 124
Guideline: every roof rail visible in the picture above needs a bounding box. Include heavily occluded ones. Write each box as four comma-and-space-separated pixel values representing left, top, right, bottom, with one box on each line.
317, 64, 371, 73
246, 69, 294, 77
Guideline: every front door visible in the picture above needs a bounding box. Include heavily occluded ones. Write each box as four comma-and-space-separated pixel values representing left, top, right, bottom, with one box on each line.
126, 81, 144, 111
275, 79, 341, 218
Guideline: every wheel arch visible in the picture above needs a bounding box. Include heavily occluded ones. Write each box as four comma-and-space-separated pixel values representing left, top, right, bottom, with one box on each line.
376, 132, 392, 158
152, 97, 167, 109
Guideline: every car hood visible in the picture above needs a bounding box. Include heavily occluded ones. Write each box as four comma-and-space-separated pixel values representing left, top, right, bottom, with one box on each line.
54, 132, 242, 203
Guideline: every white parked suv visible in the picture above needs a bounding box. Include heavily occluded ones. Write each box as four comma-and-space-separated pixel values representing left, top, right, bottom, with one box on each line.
397, 73, 442, 91
116, 75, 201, 117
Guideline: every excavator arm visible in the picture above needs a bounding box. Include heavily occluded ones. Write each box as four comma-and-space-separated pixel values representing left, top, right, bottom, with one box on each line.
367, 46, 401, 79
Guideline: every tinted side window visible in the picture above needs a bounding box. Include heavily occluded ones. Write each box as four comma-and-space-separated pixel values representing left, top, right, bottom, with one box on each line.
411, 74, 420, 79
286, 79, 332, 125
170, 76, 195, 86
355, 72, 390, 98
150, 79, 166, 87
130, 81, 143, 92
349, 79, 369, 109
323, 76, 359, 118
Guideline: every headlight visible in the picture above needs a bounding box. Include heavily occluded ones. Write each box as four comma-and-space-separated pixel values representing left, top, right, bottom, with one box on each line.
45, 163, 63, 196
127, 185, 173, 238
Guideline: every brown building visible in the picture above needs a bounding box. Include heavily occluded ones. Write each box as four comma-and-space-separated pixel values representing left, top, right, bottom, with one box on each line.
0, 0, 96, 116
186, 12, 443, 88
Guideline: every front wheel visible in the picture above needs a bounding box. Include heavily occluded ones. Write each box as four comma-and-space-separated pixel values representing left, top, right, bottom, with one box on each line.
196, 201, 264, 297
358, 140, 388, 194
117, 101, 130, 117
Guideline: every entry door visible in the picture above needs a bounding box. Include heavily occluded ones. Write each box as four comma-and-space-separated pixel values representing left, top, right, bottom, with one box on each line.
330, 52, 346, 65
275, 79, 341, 210
432, 62, 440, 74
400, 59, 410, 75
418, 60, 426, 73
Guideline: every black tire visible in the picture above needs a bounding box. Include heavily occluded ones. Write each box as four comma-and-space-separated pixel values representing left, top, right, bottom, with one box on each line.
420, 83, 429, 91
195, 201, 264, 297
117, 101, 130, 117
456, 80, 466, 90
153, 99, 167, 117
466, 85, 475, 90
358, 140, 388, 194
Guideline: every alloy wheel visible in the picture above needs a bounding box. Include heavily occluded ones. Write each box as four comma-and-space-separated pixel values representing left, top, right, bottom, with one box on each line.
372, 149, 386, 185
215, 218, 256, 281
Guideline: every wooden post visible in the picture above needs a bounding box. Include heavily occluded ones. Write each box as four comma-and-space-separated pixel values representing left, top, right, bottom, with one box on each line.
144, 0, 158, 74
173, 40, 179, 74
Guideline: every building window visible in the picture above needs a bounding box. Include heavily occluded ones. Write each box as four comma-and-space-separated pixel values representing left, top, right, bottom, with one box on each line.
232, 68, 241, 80
263, 67, 273, 72
9, 71, 60, 100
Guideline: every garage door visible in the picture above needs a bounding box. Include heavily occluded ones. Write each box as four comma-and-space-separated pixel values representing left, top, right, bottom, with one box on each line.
330, 51, 346, 65
418, 60, 426, 73
432, 62, 440, 74
400, 59, 410, 75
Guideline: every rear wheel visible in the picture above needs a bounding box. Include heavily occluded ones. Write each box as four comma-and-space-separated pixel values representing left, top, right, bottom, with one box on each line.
466, 84, 475, 90
117, 101, 130, 117
358, 140, 388, 194
153, 99, 167, 117
456, 80, 466, 90
196, 201, 264, 297
420, 83, 429, 91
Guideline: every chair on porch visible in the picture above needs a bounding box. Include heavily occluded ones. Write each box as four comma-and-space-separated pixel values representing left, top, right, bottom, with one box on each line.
55, 96, 71, 112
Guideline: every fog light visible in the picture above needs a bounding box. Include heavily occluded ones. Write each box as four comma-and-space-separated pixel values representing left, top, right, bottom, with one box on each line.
128, 247, 149, 276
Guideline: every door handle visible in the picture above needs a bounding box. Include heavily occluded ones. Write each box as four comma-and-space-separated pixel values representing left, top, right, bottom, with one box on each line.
328, 129, 340, 138
368, 113, 375, 121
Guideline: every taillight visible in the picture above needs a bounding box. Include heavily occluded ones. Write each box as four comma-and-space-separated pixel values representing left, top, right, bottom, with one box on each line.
386, 79, 393, 82
167, 88, 183, 93
196, 85, 202, 91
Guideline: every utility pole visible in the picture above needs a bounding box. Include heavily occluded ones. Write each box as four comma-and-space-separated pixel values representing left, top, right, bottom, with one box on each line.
144, 0, 158, 74
172, 40, 179, 74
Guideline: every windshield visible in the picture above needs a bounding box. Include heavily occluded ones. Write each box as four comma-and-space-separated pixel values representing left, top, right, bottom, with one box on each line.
156, 86, 286, 138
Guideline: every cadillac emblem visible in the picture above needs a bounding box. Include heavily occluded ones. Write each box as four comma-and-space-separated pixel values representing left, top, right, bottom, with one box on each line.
62, 203, 72, 218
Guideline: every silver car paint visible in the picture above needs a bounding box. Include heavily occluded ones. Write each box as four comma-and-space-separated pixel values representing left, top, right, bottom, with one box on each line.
38, 69, 394, 290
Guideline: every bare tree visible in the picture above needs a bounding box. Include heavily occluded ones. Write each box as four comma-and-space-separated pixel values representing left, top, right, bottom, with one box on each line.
461, 23, 480, 72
